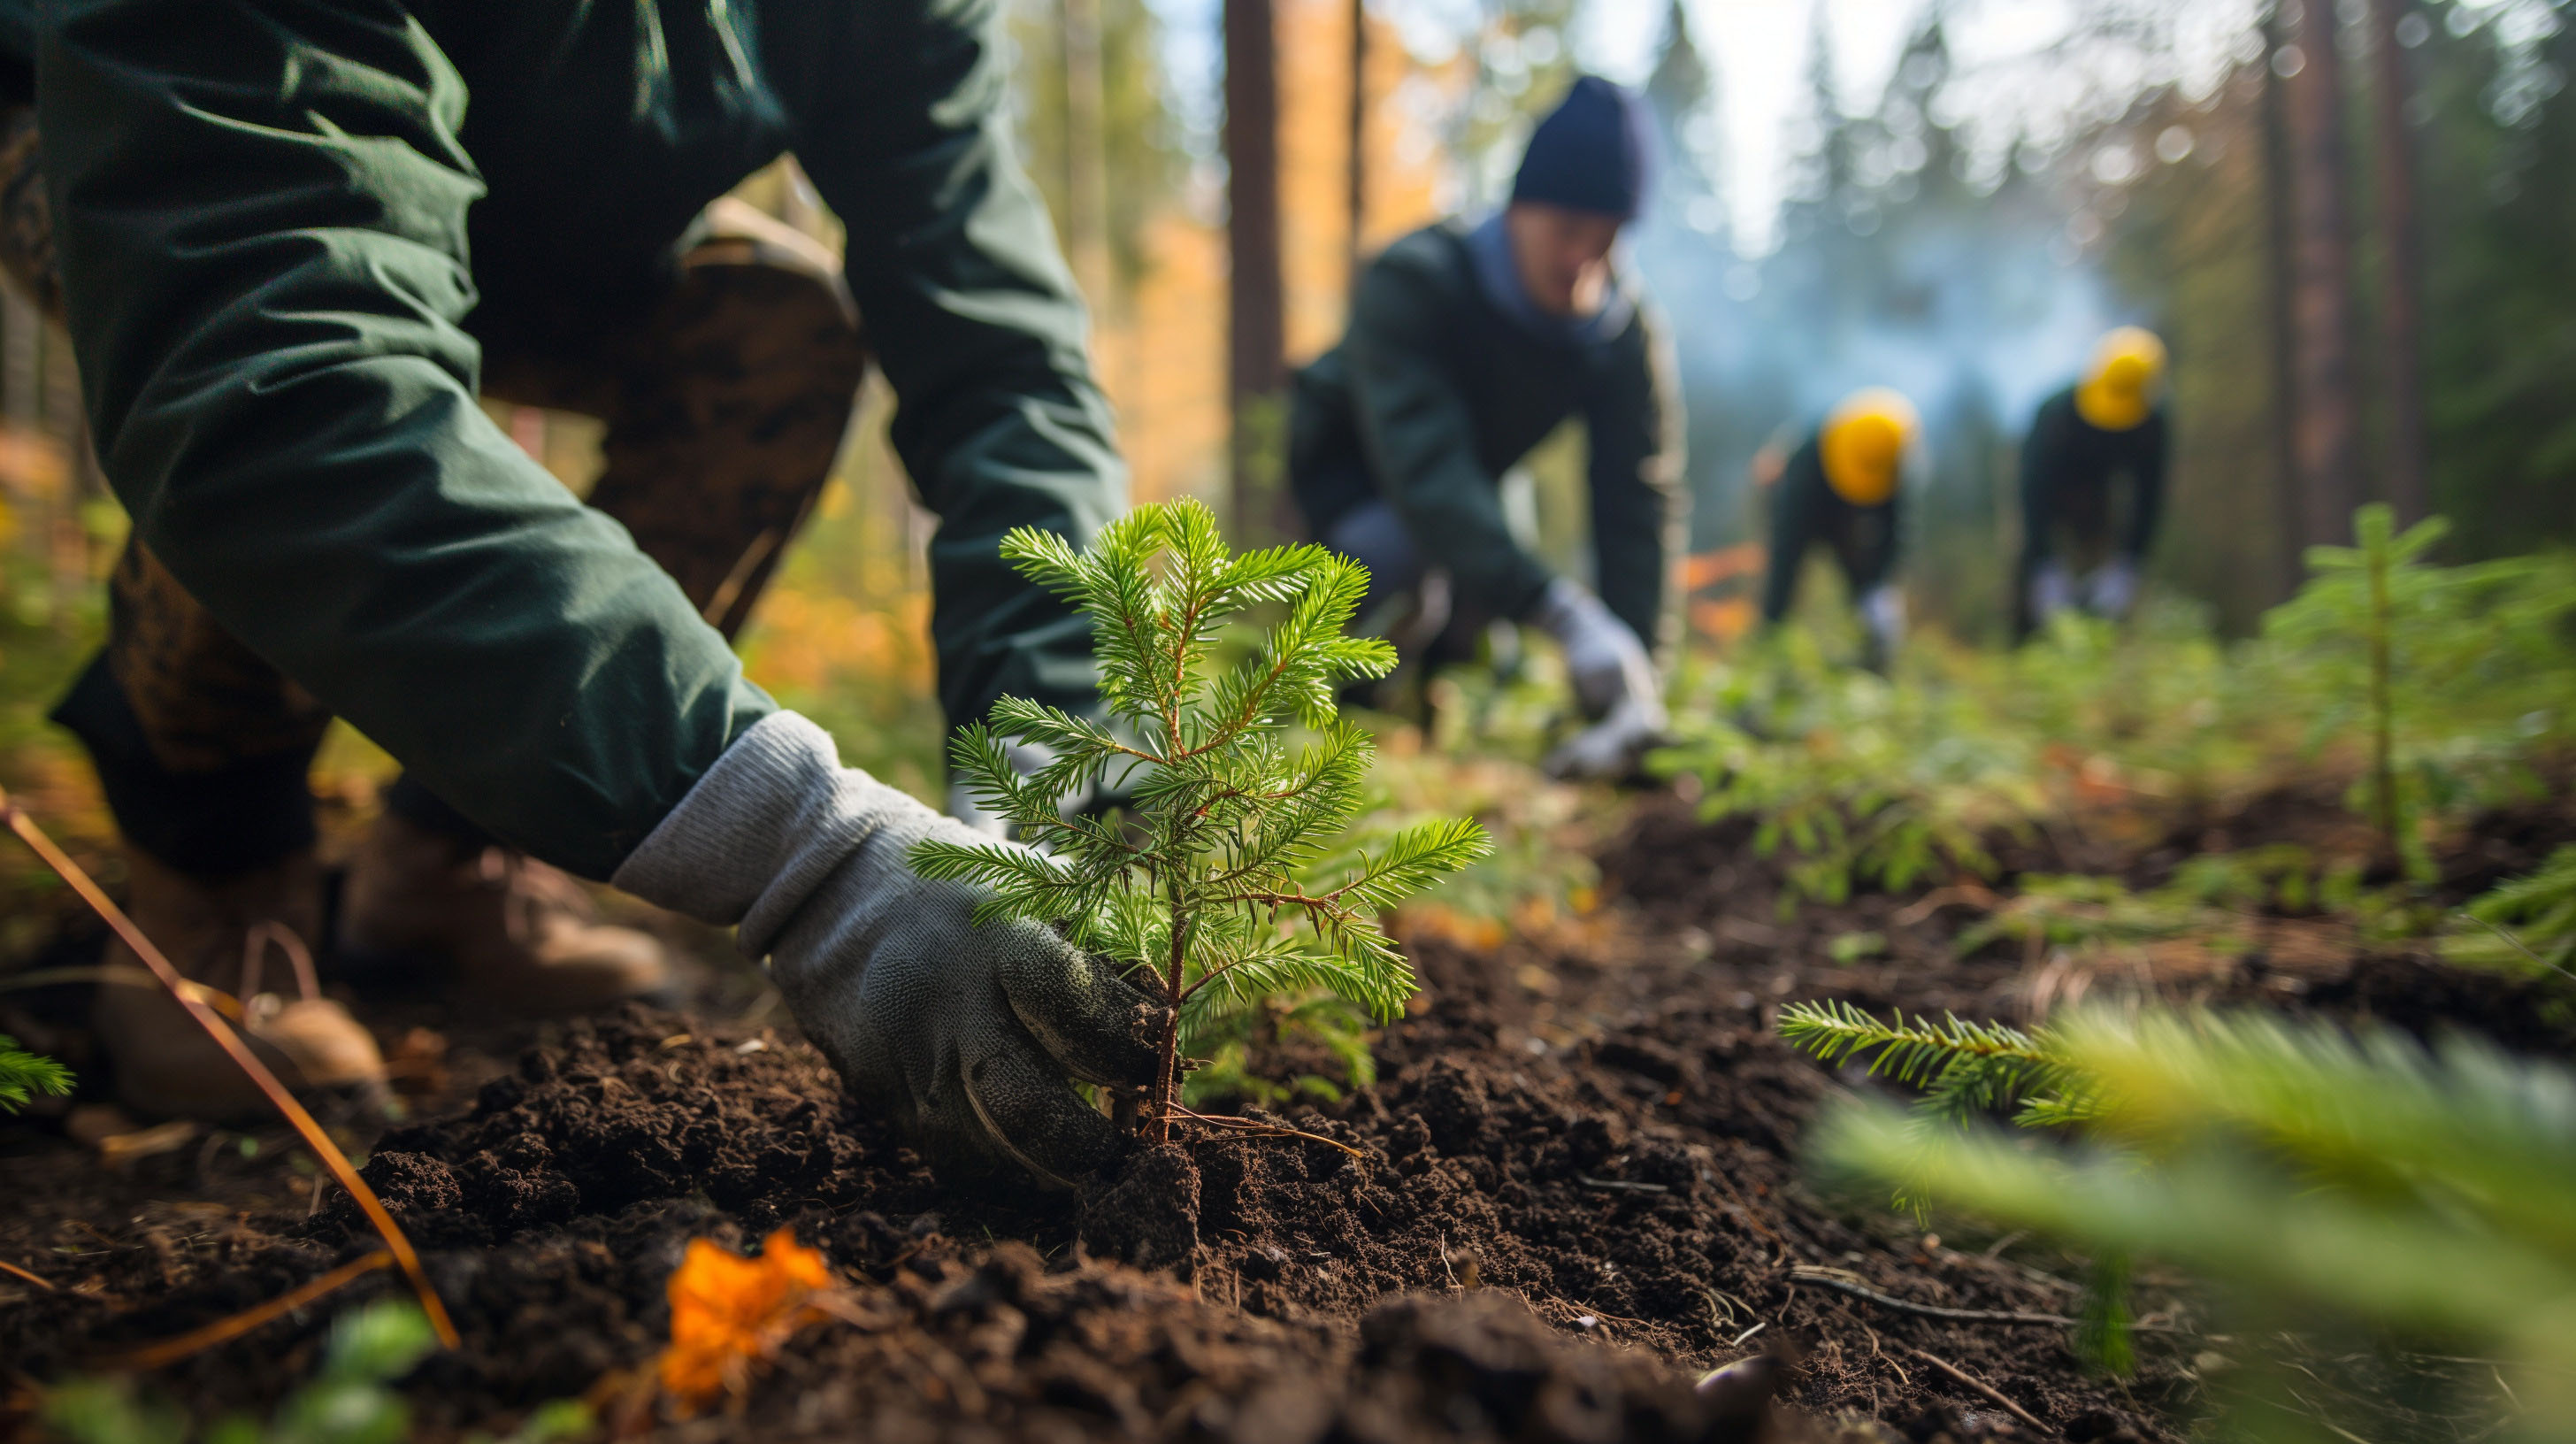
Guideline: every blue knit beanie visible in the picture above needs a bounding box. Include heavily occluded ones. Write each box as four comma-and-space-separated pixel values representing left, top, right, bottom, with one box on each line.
1511, 75, 1654, 221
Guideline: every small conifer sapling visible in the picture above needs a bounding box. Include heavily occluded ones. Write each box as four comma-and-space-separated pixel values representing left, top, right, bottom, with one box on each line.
910, 500, 1491, 1141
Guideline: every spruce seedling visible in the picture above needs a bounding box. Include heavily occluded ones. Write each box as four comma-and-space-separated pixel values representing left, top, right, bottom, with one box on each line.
2264, 504, 2451, 878
910, 500, 1491, 1141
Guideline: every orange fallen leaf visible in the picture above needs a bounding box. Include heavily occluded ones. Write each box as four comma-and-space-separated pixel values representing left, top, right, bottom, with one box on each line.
1679, 542, 1767, 593
1689, 595, 1759, 644
656, 1227, 838, 1414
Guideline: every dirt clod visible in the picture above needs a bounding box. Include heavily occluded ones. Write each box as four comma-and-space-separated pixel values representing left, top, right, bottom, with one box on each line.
1080, 1141, 1201, 1271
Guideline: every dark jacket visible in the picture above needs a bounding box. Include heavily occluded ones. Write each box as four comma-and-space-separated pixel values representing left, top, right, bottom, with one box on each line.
1287, 220, 1683, 654
2020, 386, 2168, 564
19, 0, 1122, 878
1760, 432, 1899, 624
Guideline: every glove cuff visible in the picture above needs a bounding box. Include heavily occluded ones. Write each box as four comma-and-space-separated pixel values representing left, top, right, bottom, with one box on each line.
611, 710, 932, 957
1525, 576, 1597, 643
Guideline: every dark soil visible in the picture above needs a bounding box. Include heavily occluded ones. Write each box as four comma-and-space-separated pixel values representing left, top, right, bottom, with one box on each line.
4, 781, 2567, 1442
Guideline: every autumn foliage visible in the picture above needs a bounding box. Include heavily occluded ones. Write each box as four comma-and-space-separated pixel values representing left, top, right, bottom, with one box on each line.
656, 1229, 841, 1414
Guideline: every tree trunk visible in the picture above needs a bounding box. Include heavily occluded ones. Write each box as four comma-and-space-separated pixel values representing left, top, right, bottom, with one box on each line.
2261, 3, 2311, 596
1061, 0, 1115, 311
1224, 0, 1289, 540
2366, 0, 2431, 526
1347, 0, 1368, 273
2281, 0, 2364, 548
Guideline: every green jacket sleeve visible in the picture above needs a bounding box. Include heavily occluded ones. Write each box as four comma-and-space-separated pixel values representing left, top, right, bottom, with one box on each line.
762, 0, 1124, 729
1581, 304, 1685, 662
1345, 246, 1556, 622
40, 0, 772, 879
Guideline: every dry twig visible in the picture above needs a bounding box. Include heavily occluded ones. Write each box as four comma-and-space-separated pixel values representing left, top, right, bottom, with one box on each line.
1576, 1174, 1671, 1194
1790, 1267, 2080, 1326
110, 1251, 396, 1370
1909, 1345, 2048, 1431
0, 790, 458, 1349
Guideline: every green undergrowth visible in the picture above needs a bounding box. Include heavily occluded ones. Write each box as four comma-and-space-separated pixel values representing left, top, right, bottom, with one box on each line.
1783, 1000, 2576, 1440
1958, 846, 2438, 963
2445, 844, 2576, 984
44, 1300, 589, 1444
1655, 509, 2576, 912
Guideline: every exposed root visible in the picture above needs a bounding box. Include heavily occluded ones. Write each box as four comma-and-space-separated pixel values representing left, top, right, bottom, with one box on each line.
1168, 1103, 1367, 1158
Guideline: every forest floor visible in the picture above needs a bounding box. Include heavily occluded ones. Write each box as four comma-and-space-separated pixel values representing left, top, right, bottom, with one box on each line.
3, 772, 2569, 1443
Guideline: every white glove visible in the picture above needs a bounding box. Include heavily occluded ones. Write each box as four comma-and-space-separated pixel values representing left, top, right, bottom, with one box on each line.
1860, 584, 1906, 657
1543, 692, 1664, 781
1528, 578, 1665, 725
616, 714, 1161, 1185
2029, 562, 2077, 624
2086, 558, 2139, 619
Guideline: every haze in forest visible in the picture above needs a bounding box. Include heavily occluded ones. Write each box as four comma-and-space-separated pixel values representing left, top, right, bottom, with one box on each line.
1030, 0, 2576, 645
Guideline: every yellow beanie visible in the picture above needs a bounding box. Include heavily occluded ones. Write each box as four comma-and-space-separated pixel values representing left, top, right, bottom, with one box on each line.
1820, 388, 1919, 507
2075, 326, 2167, 431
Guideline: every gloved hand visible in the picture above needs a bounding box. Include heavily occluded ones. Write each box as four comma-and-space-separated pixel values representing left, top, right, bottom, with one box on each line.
616, 713, 1162, 1185
2086, 558, 2140, 619
1543, 692, 1663, 780
2029, 562, 2076, 626
1860, 584, 1906, 664
1529, 578, 1665, 724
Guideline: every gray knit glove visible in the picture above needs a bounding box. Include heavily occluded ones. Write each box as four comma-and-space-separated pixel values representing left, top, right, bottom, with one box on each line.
1528, 577, 1665, 725
614, 713, 1161, 1185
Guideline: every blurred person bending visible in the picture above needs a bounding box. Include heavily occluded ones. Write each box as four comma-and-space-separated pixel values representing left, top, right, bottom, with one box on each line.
2016, 328, 2170, 638
1286, 77, 1685, 780
0, 0, 1169, 1185
1757, 388, 1921, 672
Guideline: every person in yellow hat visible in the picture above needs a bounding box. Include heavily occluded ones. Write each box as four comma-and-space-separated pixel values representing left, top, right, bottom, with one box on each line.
1759, 388, 1921, 668
2017, 327, 2170, 637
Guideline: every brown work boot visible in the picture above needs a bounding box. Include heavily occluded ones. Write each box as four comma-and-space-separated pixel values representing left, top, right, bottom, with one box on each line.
91, 849, 386, 1121
337, 811, 672, 1014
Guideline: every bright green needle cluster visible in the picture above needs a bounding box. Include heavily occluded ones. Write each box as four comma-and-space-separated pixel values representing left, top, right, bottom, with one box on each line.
0, 1032, 70, 1113
1777, 999, 2088, 1128
1790, 999, 2576, 1417
2445, 843, 2576, 980
909, 499, 1491, 1097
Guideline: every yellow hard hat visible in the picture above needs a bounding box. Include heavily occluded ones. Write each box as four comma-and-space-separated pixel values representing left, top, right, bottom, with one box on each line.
1819, 388, 1918, 507
2075, 326, 2167, 431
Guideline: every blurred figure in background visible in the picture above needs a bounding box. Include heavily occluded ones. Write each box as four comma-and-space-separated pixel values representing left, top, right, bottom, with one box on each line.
1286, 76, 1684, 780
1758, 388, 1921, 672
2016, 327, 2170, 637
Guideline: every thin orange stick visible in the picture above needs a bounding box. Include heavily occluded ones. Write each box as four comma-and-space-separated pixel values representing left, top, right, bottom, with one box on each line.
0, 790, 458, 1349
0, 1257, 57, 1291
110, 1250, 399, 1371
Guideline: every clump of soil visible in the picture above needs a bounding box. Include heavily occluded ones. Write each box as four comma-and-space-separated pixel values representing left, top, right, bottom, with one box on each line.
640, 1243, 1770, 1444
0, 1010, 1746, 1441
